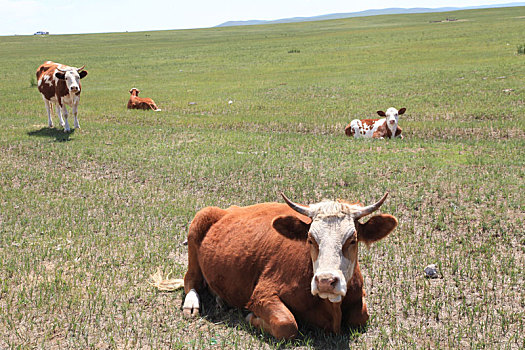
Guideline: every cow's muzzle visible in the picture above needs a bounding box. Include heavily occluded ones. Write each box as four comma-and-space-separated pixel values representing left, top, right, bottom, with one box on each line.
70, 86, 79, 92
315, 274, 339, 293
311, 272, 346, 303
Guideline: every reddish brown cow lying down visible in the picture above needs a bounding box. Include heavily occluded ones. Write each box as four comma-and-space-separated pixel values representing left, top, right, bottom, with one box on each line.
127, 88, 161, 111
152, 192, 398, 339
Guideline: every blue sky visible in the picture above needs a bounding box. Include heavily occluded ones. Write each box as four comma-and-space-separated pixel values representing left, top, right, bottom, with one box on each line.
0, 0, 520, 35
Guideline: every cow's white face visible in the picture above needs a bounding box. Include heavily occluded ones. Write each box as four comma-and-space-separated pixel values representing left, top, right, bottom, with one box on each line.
307, 205, 358, 303
55, 67, 87, 93
280, 193, 394, 304
379, 107, 406, 130
385, 107, 399, 127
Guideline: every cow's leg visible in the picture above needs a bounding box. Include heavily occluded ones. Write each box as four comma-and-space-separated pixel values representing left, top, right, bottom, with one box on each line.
343, 296, 369, 328
247, 294, 298, 339
372, 130, 383, 139
61, 105, 71, 132
56, 105, 65, 127
183, 206, 228, 318
182, 240, 203, 318
43, 99, 53, 127
353, 126, 361, 138
72, 104, 80, 129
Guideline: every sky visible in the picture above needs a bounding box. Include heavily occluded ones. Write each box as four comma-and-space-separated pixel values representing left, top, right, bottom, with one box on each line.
0, 0, 520, 35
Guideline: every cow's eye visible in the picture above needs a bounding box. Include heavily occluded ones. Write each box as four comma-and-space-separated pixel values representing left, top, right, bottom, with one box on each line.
307, 236, 318, 246
343, 237, 357, 250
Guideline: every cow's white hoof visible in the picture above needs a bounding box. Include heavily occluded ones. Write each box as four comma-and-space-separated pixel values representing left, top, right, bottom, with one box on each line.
182, 289, 200, 318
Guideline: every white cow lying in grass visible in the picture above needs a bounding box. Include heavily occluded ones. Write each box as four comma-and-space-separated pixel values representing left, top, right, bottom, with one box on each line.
345, 107, 406, 139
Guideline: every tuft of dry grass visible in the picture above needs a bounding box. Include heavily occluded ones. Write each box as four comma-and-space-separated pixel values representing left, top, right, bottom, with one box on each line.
148, 268, 184, 292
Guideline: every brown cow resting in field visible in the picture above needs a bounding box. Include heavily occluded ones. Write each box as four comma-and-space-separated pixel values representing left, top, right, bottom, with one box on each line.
36, 61, 88, 132
152, 193, 398, 339
127, 88, 161, 111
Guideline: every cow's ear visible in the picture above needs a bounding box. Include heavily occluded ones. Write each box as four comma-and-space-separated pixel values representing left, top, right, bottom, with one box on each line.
398, 108, 406, 115
55, 72, 66, 80
356, 214, 397, 246
377, 110, 386, 117
79, 70, 88, 79
272, 215, 310, 240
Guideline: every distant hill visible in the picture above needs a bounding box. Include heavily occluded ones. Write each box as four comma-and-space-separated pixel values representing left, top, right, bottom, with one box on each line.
216, 2, 525, 27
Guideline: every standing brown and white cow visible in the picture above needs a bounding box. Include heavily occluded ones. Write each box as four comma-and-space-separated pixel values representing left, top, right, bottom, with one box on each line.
179, 193, 397, 339
36, 61, 88, 132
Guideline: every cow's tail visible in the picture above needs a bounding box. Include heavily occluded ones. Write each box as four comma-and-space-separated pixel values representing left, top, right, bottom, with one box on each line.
149, 267, 184, 291
149, 207, 227, 292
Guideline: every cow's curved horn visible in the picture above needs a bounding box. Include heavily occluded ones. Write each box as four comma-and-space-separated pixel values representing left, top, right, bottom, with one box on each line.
56, 67, 67, 73
353, 192, 389, 219
76, 65, 85, 72
281, 193, 315, 218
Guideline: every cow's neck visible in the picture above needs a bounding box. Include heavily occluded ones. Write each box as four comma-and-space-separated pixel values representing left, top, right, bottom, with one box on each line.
386, 122, 396, 138
322, 299, 343, 333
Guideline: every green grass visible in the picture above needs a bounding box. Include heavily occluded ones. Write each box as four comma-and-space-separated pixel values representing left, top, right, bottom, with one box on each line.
0, 6, 524, 349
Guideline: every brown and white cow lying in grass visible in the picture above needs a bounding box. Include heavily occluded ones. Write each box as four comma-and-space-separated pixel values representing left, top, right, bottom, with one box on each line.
345, 107, 406, 139
150, 193, 397, 339
127, 88, 161, 111
36, 61, 88, 132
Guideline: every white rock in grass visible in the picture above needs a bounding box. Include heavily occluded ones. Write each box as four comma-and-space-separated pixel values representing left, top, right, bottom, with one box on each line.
424, 264, 439, 279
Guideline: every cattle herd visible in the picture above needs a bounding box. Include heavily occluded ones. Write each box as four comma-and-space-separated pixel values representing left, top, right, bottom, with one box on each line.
37, 61, 404, 339
36, 60, 405, 139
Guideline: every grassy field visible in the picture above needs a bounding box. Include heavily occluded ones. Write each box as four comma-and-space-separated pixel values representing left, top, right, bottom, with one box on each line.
0, 6, 524, 349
